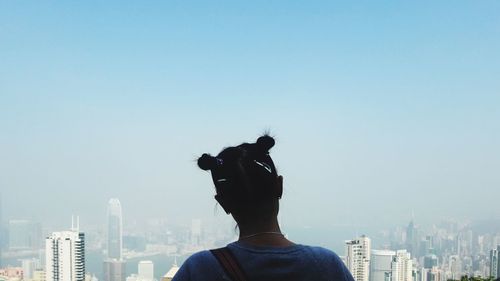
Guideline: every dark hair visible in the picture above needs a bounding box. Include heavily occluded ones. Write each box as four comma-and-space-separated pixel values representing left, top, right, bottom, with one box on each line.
197, 135, 279, 216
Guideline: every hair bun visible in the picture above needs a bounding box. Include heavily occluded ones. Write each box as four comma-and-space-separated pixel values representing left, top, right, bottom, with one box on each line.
256, 135, 275, 153
197, 153, 217, 170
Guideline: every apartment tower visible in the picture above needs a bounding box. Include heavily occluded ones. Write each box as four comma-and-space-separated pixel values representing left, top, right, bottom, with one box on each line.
45, 217, 85, 281
346, 235, 372, 281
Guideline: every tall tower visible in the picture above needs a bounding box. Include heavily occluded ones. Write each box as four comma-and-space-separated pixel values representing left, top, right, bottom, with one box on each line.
45, 217, 85, 281
103, 260, 126, 281
107, 198, 123, 260
490, 248, 499, 279
391, 250, 413, 281
498, 245, 500, 279
370, 250, 395, 281
104, 199, 125, 281
346, 235, 371, 281
406, 220, 417, 258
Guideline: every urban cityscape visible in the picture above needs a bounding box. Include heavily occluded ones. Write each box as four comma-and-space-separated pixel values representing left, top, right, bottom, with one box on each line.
1, 1, 499, 281
1, 198, 499, 281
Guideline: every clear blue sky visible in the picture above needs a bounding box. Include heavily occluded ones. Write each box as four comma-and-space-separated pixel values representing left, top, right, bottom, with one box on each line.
1, 1, 499, 232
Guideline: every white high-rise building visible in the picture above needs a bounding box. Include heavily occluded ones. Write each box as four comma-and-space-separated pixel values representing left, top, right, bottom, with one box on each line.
346, 235, 371, 281
391, 250, 413, 281
107, 199, 123, 260
45, 218, 85, 281
138, 261, 154, 281
371, 250, 396, 281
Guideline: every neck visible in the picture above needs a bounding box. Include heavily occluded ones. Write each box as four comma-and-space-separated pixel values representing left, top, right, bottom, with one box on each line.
237, 216, 281, 238
236, 216, 294, 247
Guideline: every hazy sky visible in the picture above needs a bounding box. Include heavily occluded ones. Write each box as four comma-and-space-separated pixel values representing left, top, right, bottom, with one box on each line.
1, 1, 499, 232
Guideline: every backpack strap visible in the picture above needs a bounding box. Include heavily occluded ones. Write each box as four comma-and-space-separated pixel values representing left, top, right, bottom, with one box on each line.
210, 247, 248, 281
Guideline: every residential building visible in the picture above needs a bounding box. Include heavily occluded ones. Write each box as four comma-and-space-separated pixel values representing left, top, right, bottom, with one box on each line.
45, 218, 85, 281
346, 236, 371, 281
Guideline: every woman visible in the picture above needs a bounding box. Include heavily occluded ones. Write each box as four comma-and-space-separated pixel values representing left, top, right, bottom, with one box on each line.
173, 135, 354, 281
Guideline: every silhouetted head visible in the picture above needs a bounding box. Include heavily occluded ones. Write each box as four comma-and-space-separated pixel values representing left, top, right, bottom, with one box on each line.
197, 135, 283, 224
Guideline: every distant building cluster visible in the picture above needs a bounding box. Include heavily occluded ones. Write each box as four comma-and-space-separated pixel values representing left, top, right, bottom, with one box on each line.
0, 199, 181, 281
1, 198, 499, 281
343, 220, 500, 281
345, 236, 413, 281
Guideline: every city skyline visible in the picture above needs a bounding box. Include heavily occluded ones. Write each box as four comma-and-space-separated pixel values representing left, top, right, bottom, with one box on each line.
0, 1, 499, 280
1, 198, 500, 281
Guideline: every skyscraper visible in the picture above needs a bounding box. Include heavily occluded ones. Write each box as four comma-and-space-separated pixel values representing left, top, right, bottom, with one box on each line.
448, 255, 461, 280
490, 247, 498, 279
107, 199, 123, 260
391, 250, 413, 281
424, 267, 443, 281
104, 199, 125, 281
423, 255, 438, 269
406, 220, 418, 258
103, 260, 126, 281
45, 218, 85, 281
498, 245, 500, 279
346, 235, 371, 281
371, 250, 395, 281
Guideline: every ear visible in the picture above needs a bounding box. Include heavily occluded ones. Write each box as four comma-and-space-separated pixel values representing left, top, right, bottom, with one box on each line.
214, 194, 231, 214
276, 175, 283, 199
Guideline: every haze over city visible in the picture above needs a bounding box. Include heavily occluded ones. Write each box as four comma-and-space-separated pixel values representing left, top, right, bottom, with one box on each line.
1, 0, 499, 232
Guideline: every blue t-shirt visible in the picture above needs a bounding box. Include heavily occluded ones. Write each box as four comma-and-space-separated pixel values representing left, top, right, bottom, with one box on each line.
172, 241, 354, 281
